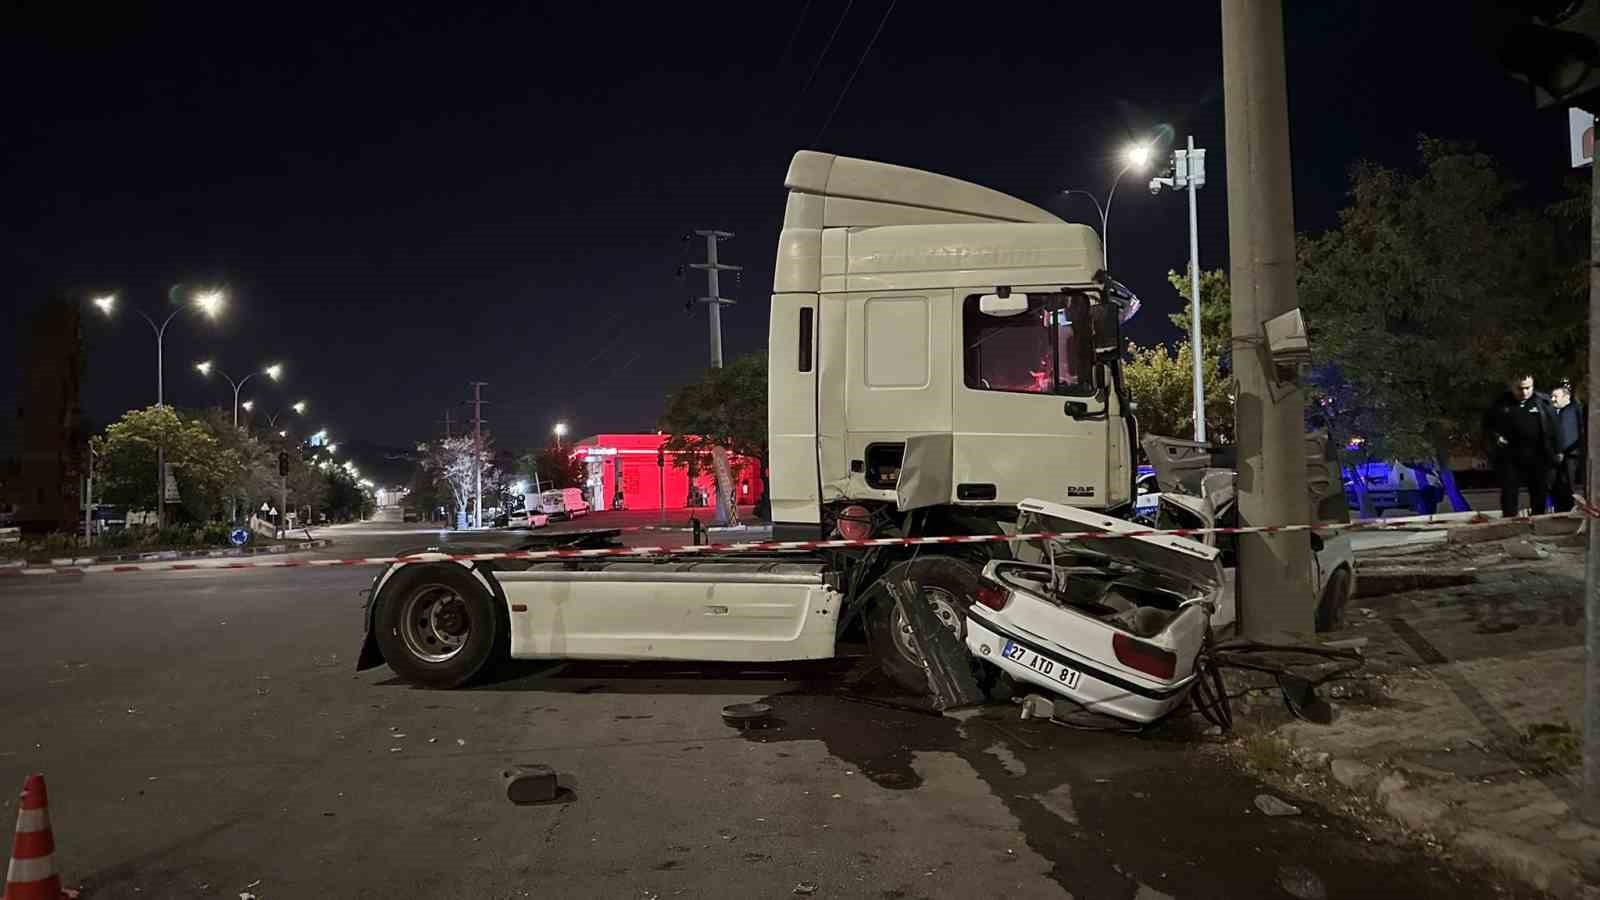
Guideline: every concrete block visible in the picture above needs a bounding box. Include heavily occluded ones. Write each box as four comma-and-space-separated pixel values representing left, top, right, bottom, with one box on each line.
1450, 521, 1531, 544
1454, 828, 1581, 899
502, 764, 558, 804
1330, 758, 1377, 790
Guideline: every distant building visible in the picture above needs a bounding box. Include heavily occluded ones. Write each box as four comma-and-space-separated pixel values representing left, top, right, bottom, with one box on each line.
10, 298, 85, 530
570, 433, 760, 512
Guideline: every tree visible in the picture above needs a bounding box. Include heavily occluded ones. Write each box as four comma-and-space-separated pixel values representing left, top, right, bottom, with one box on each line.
659, 352, 768, 525
191, 407, 275, 522
92, 406, 240, 521
522, 442, 585, 491
1296, 137, 1580, 466
1166, 268, 1233, 369
1123, 339, 1234, 445
422, 435, 495, 523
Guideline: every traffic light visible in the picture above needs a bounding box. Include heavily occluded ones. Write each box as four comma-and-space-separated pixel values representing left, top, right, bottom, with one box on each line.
278, 452, 290, 477
1501, 1, 1600, 110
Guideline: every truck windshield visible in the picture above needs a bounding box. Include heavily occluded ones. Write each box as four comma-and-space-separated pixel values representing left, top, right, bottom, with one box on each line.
962, 292, 1095, 396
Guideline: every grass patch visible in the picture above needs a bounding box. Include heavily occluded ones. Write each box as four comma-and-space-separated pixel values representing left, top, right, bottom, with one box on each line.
1241, 729, 1296, 775
1519, 721, 1580, 772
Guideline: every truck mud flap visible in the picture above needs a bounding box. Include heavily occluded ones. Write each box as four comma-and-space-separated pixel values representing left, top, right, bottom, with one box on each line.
885, 579, 985, 710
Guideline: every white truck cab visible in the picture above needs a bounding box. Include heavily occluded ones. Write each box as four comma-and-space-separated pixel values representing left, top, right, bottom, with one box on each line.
767, 152, 1137, 542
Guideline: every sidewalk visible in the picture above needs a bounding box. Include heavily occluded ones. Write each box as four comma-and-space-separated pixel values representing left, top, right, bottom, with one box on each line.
1254, 521, 1597, 897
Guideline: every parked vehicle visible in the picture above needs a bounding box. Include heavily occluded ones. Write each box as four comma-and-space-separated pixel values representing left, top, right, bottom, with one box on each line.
1343, 459, 1444, 517
507, 508, 549, 529
534, 488, 590, 520
356, 151, 1320, 713
403, 510, 420, 523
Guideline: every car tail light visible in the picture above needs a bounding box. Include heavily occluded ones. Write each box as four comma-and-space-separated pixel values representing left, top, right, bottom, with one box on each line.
835, 505, 873, 541
1112, 633, 1177, 680
974, 577, 1009, 612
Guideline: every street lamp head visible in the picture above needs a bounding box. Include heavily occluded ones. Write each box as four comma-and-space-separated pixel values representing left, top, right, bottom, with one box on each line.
195, 360, 213, 376
193, 289, 225, 319
291, 401, 307, 414
265, 363, 283, 381
277, 429, 287, 438
554, 422, 569, 438
1123, 143, 1153, 170
326, 443, 338, 453
241, 400, 255, 412
92, 295, 116, 315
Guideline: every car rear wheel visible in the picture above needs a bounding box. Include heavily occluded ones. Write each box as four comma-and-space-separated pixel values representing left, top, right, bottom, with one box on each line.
375, 564, 505, 688
1316, 566, 1353, 632
863, 556, 982, 694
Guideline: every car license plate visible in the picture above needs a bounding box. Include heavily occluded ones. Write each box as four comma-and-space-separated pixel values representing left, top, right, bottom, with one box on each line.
1001, 640, 1081, 691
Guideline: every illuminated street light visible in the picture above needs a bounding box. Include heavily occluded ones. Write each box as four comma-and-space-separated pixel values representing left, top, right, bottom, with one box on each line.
277, 430, 288, 438
265, 363, 284, 381
195, 360, 213, 375
291, 401, 307, 414
326, 443, 338, 454
92, 286, 227, 531
241, 400, 255, 412
194, 289, 225, 319
1062, 138, 1160, 270
554, 422, 568, 438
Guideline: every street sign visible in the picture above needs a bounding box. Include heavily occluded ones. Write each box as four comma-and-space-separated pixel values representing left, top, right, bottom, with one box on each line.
163, 464, 179, 502
1572, 108, 1594, 168
229, 527, 250, 547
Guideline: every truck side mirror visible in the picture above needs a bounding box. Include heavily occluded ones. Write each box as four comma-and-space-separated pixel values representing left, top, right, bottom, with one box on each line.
979, 292, 1029, 317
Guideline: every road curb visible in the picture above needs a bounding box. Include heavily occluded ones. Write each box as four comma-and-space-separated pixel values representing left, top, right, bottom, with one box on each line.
6, 539, 332, 570
1320, 755, 1585, 898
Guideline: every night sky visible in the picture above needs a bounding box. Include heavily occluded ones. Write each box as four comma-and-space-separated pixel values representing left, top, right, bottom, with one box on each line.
0, 1, 1571, 463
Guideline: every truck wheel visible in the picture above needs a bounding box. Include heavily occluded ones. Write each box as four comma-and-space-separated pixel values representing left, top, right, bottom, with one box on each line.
863, 556, 982, 694
1315, 566, 1353, 633
374, 564, 505, 688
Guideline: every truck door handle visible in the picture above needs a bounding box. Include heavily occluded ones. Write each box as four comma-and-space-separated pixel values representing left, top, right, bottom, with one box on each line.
1063, 400, 1089, 419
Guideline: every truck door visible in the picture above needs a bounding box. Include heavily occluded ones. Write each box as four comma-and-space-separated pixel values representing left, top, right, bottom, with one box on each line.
768, 293, 822, 531
950, 291, 1113, 508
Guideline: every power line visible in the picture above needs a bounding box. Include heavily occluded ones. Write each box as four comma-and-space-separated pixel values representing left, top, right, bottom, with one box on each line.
775, 0, 815, 71
790, 0, 856, 117
813, 0, 898, 147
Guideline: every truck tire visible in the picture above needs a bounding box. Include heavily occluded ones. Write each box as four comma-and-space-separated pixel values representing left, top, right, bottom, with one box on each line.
863, 556, 982, 695
374, 563, 505, 688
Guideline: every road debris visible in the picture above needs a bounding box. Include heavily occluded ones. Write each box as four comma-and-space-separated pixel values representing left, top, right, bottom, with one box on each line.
502, 763, 559, 805
721, 702, 773, 730
793, 882, 818, 896
1254, 794, 1302, 817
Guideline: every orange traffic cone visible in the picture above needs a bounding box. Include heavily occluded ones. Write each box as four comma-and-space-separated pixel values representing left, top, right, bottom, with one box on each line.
3, 774, 77, 900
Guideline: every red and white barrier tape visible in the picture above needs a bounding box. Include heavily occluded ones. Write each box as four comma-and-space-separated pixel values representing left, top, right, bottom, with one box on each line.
1, 507, 1589, 578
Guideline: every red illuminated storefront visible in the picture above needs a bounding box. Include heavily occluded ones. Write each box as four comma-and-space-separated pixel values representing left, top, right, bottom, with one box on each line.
570, 434, 762, 512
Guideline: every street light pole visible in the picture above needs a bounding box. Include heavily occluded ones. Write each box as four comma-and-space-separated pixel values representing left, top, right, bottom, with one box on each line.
1151, 138, 1211, 443
95, 288, 224, 530
1063, 145, 1153, 271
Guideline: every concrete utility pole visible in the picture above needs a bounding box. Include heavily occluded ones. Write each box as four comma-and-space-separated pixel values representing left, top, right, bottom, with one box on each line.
469, 383, 487, 529
1222, 0, 1314, 637
1584, 129, 1600, 824
690, 230, 740, 368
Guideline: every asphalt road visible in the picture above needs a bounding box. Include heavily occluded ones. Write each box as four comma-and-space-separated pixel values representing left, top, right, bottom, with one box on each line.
0, 516, 1538, 899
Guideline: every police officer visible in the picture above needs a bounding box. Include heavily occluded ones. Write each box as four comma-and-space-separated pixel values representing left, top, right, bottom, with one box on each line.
1483, 373, 1559, 517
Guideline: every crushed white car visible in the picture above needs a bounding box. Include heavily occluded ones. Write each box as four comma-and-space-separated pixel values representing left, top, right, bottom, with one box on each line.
963, 499, 1227, 724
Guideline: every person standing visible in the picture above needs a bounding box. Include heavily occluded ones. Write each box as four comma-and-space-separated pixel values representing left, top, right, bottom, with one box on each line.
1550, 380, 1585, 513
1483, 373, 1559, 518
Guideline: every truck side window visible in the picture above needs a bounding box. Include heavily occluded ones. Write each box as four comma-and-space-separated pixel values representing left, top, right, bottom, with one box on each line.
798, 307, 813, 372
962, 293, 1095, 396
